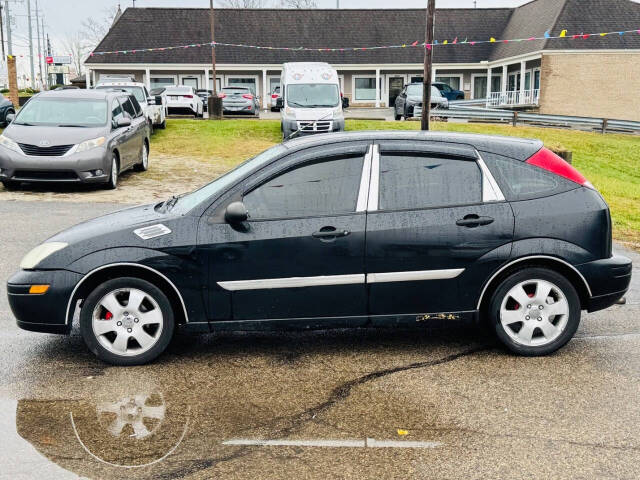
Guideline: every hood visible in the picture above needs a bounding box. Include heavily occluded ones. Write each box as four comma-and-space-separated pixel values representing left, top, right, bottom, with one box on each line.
3, 125, 107, 146
292, 107, 338, 121
28, 203, 196, 270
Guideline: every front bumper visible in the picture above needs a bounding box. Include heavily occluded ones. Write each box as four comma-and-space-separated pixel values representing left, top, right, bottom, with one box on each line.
8, 269, 82, 334
0, 146, 111, 184
577, 254, 632, 312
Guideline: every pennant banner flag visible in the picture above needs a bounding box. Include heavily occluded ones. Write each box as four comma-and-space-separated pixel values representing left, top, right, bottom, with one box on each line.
89, 27, 640, 57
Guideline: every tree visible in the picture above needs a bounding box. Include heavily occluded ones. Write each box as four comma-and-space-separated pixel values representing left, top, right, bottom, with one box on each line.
63, 33, 92, 77
219, 0, 267, 7
80, 6, 120, 48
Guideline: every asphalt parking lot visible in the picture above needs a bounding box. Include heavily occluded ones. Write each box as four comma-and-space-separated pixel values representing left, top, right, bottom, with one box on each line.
0, 200, 639, 480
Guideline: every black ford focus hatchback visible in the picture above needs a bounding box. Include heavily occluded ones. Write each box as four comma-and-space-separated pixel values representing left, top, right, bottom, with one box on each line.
8, 132, 631, 365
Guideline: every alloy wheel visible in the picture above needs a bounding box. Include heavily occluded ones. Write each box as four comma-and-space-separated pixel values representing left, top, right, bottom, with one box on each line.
499, 279, 570, 347
92, 288, 164, 357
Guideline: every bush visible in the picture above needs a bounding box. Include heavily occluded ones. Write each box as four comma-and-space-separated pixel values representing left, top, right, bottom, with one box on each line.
49, 84, 64, 90
0, 88, 8, 94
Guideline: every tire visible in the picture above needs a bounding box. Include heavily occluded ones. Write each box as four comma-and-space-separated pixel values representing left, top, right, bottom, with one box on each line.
147, 119, 153, 136
488, 267, 581, 356
105, 155, 118, 190
158, 118, 166, 129
134, 141, 149, 172
394, 111, 402, 121
80, 277, 175, 366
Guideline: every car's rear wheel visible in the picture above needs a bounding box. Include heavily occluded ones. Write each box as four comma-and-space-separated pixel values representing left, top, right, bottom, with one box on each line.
1, 179, 18, 190
134, 141, 149, 172
80, 277, 175, 366
489, 267, 581, 356
158, 118, 166, 129
105, 155, 118, 190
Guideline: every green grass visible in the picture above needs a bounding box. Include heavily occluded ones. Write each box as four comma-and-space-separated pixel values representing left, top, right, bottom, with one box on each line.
152, 118, 640, 246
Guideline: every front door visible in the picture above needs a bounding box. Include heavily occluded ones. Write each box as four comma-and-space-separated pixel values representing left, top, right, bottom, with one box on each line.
200, 143, 372, 321
365, 141, 514, 316
388, 76, 405, 107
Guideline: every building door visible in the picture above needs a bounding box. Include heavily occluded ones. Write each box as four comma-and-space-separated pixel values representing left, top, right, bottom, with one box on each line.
182, 77, 199, 89
473, 76, 487, 99
388, 76, 405, 107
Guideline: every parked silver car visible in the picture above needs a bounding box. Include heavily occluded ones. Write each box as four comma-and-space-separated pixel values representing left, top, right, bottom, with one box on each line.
394, 83, 449, 120
0, 90, 150, 190
219, 86, 260, 116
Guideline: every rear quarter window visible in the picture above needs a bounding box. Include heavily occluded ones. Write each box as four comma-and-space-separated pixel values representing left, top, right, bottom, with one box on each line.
481, 151, 578, 201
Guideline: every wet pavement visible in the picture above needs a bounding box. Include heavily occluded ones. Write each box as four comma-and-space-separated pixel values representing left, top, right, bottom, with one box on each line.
0, 200, 638, 480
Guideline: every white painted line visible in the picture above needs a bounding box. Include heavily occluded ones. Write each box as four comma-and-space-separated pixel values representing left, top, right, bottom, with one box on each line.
223, 438, 442, 449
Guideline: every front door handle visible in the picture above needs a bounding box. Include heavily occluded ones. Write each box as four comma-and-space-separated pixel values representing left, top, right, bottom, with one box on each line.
312, 226, 350, 240
456, 214, 494, 228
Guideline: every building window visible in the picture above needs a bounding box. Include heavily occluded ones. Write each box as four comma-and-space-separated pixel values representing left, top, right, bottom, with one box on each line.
435, 76, 461, 90
533, 70, 541, 90
472, 75, 502, 99
354, 77, 376, 101
150, 77, 175, 88
227, 77, 257, 95
182, 77, 199, 89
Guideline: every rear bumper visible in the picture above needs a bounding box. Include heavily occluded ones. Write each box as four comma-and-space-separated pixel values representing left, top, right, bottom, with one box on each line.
8, 269, 82, 334
577, 254, 632, 312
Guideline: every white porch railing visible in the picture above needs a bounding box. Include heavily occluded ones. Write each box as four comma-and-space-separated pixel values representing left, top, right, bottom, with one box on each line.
487, 89, 540, 107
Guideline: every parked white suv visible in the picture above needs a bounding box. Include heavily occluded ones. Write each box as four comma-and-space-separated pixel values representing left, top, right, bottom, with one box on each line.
165, 85, 204, 117
95, 76, 167, 130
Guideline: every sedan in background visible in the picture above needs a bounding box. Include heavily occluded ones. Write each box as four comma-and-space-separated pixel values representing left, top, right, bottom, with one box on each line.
7, 131, 631, 365
196, 89, 212, 111
394, 83, 448, 120
433, 81, 465, 101
219, 86, 260, 116
165, 85, 204, 117
0, 95, 15, 127
0, 89, 150, 190
270, 86, 281, 112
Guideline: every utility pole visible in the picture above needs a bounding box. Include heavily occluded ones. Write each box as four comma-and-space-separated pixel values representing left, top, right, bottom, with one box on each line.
35, 0, 43, 90
5, 1, 12, 56
421, 0, 435, 131
208, 0, 222, 119
41, 15, 46, 88
0, 5, 5, 58
26, 0, 35, 89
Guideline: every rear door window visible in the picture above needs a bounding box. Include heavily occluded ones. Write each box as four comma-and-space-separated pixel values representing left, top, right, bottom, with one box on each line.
482, 152, 578, 201
378, 154, 482, 210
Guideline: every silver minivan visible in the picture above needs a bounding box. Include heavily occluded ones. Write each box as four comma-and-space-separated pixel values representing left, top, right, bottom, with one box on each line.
0, 90, 150, 190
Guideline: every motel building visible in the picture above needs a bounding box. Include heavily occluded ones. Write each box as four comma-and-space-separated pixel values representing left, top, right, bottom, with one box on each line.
86, 0, 640, 121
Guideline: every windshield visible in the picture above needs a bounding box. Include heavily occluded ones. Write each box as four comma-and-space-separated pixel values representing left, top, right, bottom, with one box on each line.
286, 84, 339, 108
14, 97, 108, 127
169, 144, 288, 214
406, 84, 441, 98
96, 85, 146, 104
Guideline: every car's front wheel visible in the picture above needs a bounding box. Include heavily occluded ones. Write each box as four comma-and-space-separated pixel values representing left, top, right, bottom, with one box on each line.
1, 179, 18, 190
489, 267, 581, 356
80, 277, 175, 366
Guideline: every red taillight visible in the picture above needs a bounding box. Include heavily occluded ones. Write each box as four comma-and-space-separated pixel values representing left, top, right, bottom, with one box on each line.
183, 94, 193, 98
242, 94, 254, 99
526, 147, 593, 189
271, 94, 278, 99
218, 93, 226, 98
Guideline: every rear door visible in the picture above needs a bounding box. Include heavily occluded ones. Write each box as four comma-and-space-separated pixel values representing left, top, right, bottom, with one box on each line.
365, 140, 515, 316
120, 96, 145, 167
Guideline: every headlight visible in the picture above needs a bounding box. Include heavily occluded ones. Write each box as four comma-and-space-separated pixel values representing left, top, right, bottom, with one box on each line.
0, 134, 21, 154
20, 242, 68, 270
67, 137, 106, 155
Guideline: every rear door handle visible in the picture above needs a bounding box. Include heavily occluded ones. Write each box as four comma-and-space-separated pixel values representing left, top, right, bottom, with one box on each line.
456, 215, 494, 228
312, 226, 350, 239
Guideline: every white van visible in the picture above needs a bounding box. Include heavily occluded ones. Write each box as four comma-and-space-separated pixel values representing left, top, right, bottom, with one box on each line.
95, 75, 167, 130
278, 62, 345, 140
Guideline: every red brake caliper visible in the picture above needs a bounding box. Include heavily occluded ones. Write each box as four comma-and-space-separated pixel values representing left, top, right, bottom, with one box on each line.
105, 311, 113, 320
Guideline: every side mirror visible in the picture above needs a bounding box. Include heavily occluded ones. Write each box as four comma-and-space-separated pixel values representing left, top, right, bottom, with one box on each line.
6, 113, 15, 124
147, 97, 156, 105
116, 117, 132, 128
155, 95, 163, 105
341, 97, 349, 109
275, 97, 284, 108
225, 201, 248, 223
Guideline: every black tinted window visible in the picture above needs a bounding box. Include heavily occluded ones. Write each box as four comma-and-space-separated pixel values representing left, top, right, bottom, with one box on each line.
120, 97, 136, 118
244, 156, 364, 219
379, 154, 482, 210
129, 95, 142, 116
482, 152, 576, 201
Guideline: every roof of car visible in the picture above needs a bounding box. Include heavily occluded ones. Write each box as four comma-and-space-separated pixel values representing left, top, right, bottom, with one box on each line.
36, 89, 125, 100
283, 131, 543, 161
